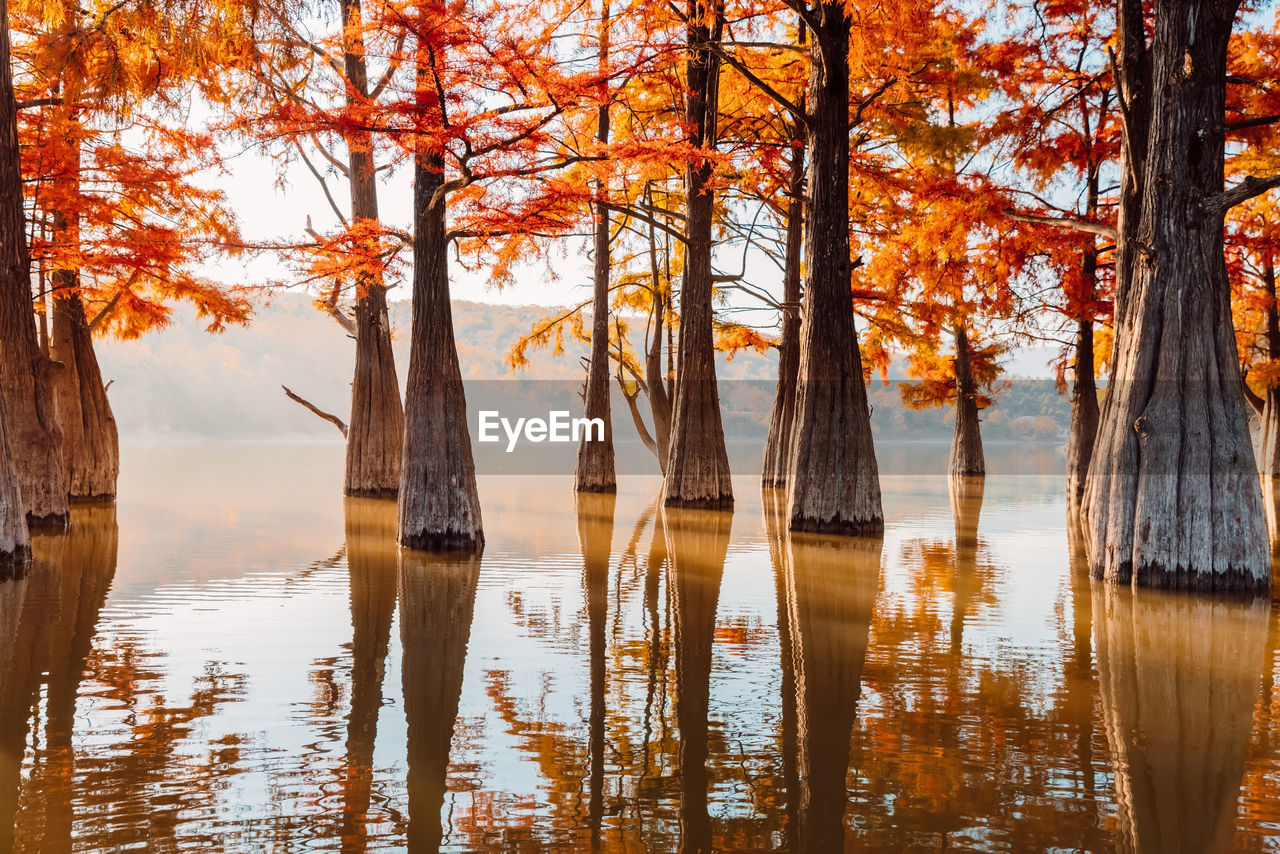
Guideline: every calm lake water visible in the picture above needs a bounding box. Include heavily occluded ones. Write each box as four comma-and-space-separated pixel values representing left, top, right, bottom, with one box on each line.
2, 440, 1279, 852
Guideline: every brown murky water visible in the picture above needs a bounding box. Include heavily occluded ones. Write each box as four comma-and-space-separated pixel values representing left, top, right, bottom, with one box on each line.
2, 440, 1279, 852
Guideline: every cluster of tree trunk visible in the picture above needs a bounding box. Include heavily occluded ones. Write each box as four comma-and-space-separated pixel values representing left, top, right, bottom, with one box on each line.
0, 0, 66, 533
1080, 0, 1272, 592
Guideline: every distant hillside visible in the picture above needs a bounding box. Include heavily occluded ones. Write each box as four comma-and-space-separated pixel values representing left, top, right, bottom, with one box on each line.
96, 292, 1070, 442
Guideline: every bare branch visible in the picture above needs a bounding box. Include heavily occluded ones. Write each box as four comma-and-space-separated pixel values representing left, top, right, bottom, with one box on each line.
282, 385, 349, 436
1004, 209, 1117, 239
1206, 174, 1280, 215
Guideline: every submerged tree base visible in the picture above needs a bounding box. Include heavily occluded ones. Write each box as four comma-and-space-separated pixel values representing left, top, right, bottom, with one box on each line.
346, 486, 399, 500
788, 514, 885, 538
399, 528, 484, 553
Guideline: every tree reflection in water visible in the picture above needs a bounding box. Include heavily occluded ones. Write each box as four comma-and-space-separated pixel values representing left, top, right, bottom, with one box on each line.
1094, 585, 1269, 853
400, 544, 481, 853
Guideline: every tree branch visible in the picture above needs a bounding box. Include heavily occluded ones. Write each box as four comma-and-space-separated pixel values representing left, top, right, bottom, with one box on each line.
1206, 174, 1280, 215
1004, 209, 1117, 239
282, 385, 348, 436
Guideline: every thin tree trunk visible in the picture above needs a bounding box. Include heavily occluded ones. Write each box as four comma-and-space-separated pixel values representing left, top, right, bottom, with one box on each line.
762, 129, 805, 489
1081, 0, 1270, 592
666, 506, 731, 854
0, 0, 66, 529
339, 0, 404, 499
575, 0, 616, 493
664, 0, 732, 510
645, 210, 673, 473
1093, 585, 1268, 852
1254, 256, 1280, 477
399, 547, 481, 852
340, 498, 398, 853
1067, 315, 1100, 516
786, 0, 881, 535
397, 73, 483, 551
576, 492, 614, 836
949, 325, 985, 477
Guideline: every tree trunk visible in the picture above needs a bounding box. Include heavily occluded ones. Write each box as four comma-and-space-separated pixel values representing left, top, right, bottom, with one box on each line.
1081, 0, 1270, 593
762, 133, 805, 489
340, 497, 398, 853
397, 141, 483, 550
645, 216, 673, 473
0, 571, 36, 854
51, 287, 118, 501
399, 547, 481, 852
666, 506, 731, 854
576, 492, 614, 835
949, 325, 985, 477
0, 0, 66, 528
786, 1, 881, 535
1252, 257, 1280, 477
784, 531, 880, 853
1093, 585, 1268, 852
663, 0, 732, 510
1067, 315, 1100, 518
576, 2, 616, 493
340, 0, 404, 499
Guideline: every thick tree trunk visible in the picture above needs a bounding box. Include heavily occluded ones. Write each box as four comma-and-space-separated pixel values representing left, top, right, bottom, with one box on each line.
0, 0, 66, 528
1094, 585, 1268, 852
340, 0, 404, 498
786, 2, 881, 535
665, 506, 731, 854
340, 498, 398, 853
575, 2, 616, 493
949, 325, 985, 477
51, 288, 118, 501
664, 0, 732, 510
1081, 0, 1270, 592
399, 547, 481, 852
397, 146, 483, 551
784, 531, 880, 853
1067, 316, 1100, 517
762, 135, 805, 489
0, 398, 25, 569
576, 492, 614, 835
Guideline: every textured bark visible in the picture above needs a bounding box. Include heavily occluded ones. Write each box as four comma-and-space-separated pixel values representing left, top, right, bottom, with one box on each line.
1067, 316, 1100, 517
1094, 585, 1268, 852
340, 0, 404, 498
51, 289, 118, 501
0, 0, 67, 528
575, 2, 616, 494
663, 0, 732, 510
10, 505, 117, 852
340, 498, 398, 853
948, 325, 985, 477
399, 547, 481, 853
397, 146, 483, 551
761, 136, 805, 489
0, 379, 28, 572
665, 506, 731, 854
575, 492, 614, 835
1081, 0, 1270, 592
786, 1, 881, 535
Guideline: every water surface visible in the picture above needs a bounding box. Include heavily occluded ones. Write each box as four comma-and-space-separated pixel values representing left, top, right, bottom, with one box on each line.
2, 440, 1279, 852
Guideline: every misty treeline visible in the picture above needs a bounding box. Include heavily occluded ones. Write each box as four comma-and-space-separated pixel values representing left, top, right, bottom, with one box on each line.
0, 0, 1277, 593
